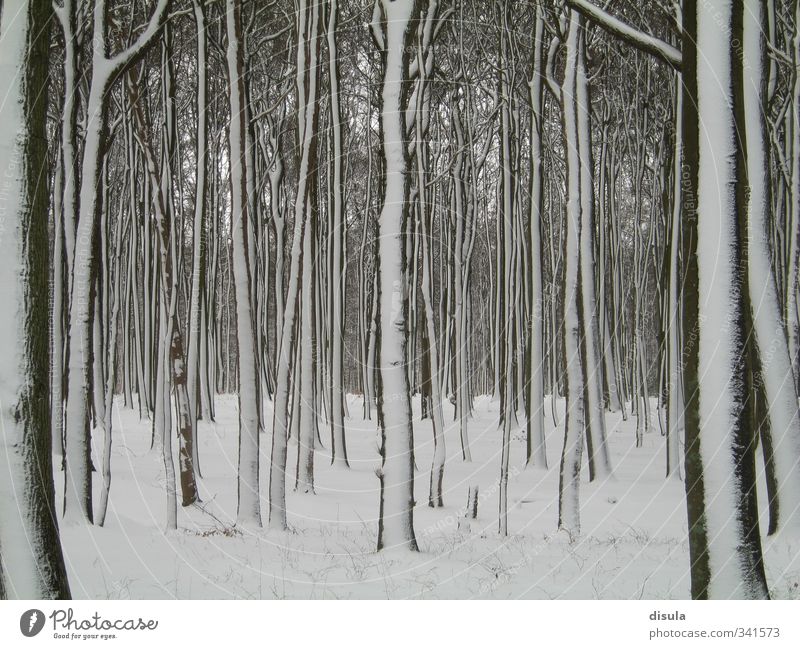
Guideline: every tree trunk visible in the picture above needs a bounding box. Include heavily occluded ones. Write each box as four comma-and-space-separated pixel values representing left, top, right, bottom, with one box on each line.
226, 0, 262, 527
681, 0, 769, 599
374, 0, 421, 553
557, 12, 587, 538
0, 0, 71, 598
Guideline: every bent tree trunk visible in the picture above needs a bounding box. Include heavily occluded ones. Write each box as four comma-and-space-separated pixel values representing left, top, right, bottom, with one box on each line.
62, 0, 168, 525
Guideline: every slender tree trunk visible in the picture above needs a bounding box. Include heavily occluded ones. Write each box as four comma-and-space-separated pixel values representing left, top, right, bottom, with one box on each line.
327, 0, 349, 468
526, 6, 547, 470
226, 0, 262, 528
187, 0, 209, 442
268, 0, 321, 530
575, 25, 611, 480
557, 12, 587, 537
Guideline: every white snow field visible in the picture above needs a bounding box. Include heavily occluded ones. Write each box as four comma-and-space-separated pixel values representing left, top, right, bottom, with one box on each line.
57, 395, 800, 599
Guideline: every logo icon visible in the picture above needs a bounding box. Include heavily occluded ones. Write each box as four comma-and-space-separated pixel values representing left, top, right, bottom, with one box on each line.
20, 609, 45, 637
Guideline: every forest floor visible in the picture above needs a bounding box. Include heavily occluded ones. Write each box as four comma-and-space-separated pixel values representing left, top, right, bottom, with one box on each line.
58, 395, 800, 599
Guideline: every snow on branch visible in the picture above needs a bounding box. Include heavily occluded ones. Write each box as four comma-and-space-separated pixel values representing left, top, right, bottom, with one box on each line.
567, 0, 682, 70
107, 0, 171, 73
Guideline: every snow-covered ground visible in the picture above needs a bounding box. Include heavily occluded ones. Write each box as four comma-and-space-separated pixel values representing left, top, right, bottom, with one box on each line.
57, 395, 800, 599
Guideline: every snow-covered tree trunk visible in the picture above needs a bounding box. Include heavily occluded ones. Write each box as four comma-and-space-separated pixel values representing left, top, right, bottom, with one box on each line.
373, 0, 421, 552
268, 0, 320, 530
416, 146, 446, 508
358, 136, 375, 419
52, 0, 78, 273
557, 11, 587, 538
450, 105, 471, 459
187, 0, 209, 441
0, 0, 71, 598
96, 203, 125, 528
296, 200, 318, 494
327, 0, 349, 468
226, 0, 262, 528
62, 76, 103, 523
51, 150, 66, 458
127, 65, 199, 510
787, 0, 800, 388
525, 6, 547, 470
665, 76, 684, 479
295, 0, 323, 494
597, 117, 622, 416
681, 0, 769, 599
92, 287, 106, 429
268, 117, 286, 382
497, 18, 517, 425
409, 0, 445, 507
742, 0, 800, 536
62, 0, 169, 524
575, 22, 611, 481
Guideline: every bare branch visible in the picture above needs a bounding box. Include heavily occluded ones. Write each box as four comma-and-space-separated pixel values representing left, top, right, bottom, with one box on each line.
567, 0, 682, 70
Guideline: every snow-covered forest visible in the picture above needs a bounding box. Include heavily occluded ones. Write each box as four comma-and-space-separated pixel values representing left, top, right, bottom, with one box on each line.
1, 0, 800, 600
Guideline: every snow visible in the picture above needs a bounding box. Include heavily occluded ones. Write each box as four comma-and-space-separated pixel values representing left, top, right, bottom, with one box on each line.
54, 393, 800, 599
